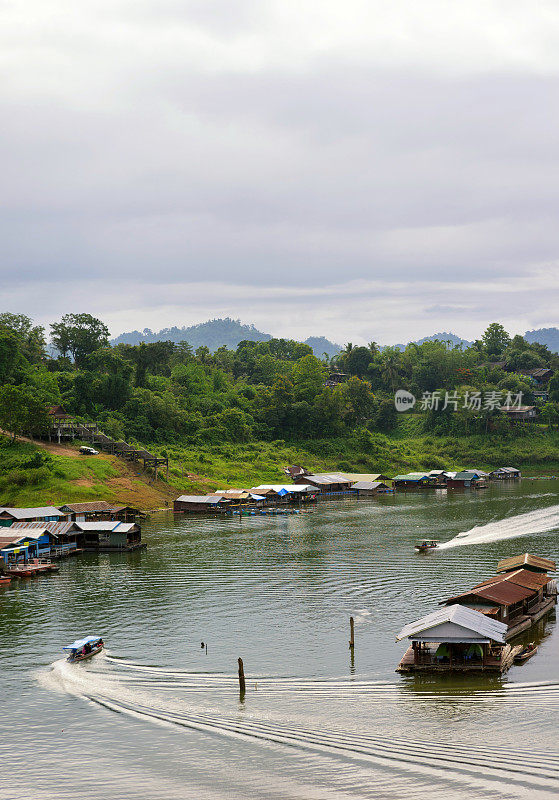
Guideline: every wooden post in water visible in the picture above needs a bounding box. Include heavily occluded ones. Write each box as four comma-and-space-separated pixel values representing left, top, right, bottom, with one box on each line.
349, 616, 355, 650
238, 657, 246, 698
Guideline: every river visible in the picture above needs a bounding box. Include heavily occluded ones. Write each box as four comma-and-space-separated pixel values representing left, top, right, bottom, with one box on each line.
1, 479, 559, 799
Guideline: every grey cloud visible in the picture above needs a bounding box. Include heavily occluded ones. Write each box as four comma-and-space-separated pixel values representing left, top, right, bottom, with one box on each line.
0, 1, 558, 340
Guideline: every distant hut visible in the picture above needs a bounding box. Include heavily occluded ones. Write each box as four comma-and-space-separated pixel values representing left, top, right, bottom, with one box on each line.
173, 495, 229, 513
489, 467, 521, 480
446, 471, 487, 490
351, 481, 389, 497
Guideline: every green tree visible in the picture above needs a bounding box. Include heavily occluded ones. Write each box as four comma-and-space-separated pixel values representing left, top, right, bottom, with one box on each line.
0, 386, 49, 440
0, 313, 45, 363
291, 355, 326, 402
50, 314, 110, 366
482, 323, 511, 358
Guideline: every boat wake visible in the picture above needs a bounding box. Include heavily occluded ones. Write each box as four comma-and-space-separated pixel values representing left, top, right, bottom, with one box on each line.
39, 657, 559, 797
438, 504, 559, 549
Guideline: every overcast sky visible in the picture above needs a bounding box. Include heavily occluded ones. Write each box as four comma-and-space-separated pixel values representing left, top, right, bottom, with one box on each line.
2, 0, 559, 344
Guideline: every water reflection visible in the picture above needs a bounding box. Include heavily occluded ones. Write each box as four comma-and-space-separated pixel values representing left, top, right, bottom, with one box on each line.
1, 480, 559, 798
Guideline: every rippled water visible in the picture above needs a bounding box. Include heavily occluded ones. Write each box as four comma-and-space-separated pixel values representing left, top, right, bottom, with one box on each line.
1, 480, 559, 799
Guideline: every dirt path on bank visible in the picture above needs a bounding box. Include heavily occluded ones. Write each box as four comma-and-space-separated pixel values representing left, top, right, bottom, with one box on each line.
7, 434, 177, 511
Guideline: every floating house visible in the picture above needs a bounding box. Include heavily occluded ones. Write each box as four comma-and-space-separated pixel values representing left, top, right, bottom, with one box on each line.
441, 561, 556, 638
0, 507, 67, 527
173, 495, 229, 513
446, 471, 487, 490
392, 473, 434, 489
351, 481, 390, 497
396, 604, 512, 673
489, 467, 522, 480
293, 474, 353, 493
0, 529, 58, 563
11, 521, 80, 557
75, 521, 143, 552
496, 553, 555, 574
250, 485, 318, 503
59, 501, 139, 522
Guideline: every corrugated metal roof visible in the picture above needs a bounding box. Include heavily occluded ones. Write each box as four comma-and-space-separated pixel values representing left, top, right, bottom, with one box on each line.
60, 501, 113, 512
299, 476, 339, 485
12, 521, 77, 536
175, 495, 225, 504
496, 554, 555, 574
75, 521, 121, 531
396, 604, 507, 643
351, 481, 385, 490
474, 569, 550, 591
452, 471, 482, 480
0, 534, 35, 547
251, 485, 315, 493
114, 523, 135, 533
0, 507, 64, 519
444, 581, 535, 606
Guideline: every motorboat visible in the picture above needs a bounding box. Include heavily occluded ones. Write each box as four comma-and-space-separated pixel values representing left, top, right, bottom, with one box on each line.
514, 643, 538, 664
415, 540, 438, 553
63, 636, 104, 662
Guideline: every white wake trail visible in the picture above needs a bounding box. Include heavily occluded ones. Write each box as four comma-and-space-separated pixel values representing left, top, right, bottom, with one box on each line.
439, 504, 559, 549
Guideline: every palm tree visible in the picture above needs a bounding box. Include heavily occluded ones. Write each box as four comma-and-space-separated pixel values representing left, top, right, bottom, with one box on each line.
381, 347, 401, 391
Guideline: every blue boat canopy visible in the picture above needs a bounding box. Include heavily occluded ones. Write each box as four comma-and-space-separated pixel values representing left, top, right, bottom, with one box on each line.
63, 636, 102, 651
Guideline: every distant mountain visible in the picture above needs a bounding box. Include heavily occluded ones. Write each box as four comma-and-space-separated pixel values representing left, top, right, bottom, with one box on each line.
524, 328, 559, 353
111, 317, 342, 357
304, 336, 342, 358
111, 318, 272, 351
393, 332, 473, 351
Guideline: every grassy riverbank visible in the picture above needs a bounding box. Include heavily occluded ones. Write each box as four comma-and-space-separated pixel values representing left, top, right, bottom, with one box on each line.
1, 421, 558, 508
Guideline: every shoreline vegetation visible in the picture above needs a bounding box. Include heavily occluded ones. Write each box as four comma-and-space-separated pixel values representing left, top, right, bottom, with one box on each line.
2, 421, 559, 510
1, 313, 559, 508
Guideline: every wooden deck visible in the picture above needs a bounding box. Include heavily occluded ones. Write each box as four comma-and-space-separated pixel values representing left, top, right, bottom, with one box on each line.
4, 561, 60, 578
397, 646, 504, 673
397, 643, 522, 673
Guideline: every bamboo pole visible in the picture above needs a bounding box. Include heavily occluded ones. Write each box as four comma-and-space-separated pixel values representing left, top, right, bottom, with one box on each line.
349, 616, 355, 649
238, 657, 246, 697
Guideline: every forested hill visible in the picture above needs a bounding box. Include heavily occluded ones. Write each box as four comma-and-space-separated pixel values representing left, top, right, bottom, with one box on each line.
111, 317, 342, 357
394, 332, 474, 350
525, 328, 559, 353
111, 318, 272, 351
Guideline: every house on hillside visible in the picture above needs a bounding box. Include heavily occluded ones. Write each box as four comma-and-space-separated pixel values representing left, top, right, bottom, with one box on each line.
283, 465, 309, 480
500, 405, 537, 422
324, 372, 348, 388
516, 367, 553, 385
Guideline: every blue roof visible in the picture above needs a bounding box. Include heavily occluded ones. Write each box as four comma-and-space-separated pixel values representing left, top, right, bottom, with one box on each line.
63, 636, 102, 651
